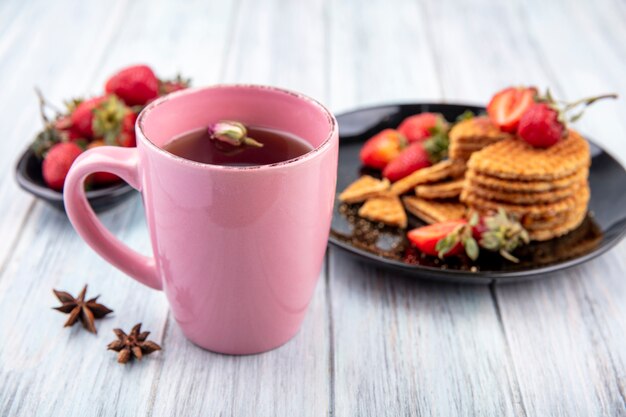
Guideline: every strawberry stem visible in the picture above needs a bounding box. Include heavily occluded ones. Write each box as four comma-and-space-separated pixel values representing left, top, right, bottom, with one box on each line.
34, 87, 63, 126
562, 93, 617, 112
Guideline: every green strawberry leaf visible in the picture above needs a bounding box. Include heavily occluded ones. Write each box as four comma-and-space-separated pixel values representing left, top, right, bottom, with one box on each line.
456, 110, 475, 122
462, 237, 479, 261
435, 234, 458, 258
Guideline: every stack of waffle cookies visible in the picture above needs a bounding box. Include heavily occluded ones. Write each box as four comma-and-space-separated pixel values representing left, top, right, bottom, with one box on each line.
449, 116, 512, 161
461, 130, 590, 241
338, 115, 591, 243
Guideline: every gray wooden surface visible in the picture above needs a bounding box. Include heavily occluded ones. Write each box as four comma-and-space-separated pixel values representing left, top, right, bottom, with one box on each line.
0, 0, 625, 416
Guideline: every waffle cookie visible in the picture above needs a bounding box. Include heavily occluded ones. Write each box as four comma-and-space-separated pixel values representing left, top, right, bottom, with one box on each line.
415, 178, 465, 199
358, 195, 407, 228
467, 130, 590, 181
522, 211, 570, 231
463, 182, 590, 241
528, 202, 589, 241
466, 168, 588, 193
390, 160, 466, 195
339, 175, 390, 203
449, 116, 512, 161
403, 196, 467, 224
460, 184, 589, 218
465, 179, 586, 205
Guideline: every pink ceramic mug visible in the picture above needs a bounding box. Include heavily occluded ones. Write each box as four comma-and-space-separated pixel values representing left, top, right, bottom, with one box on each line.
63, 85, 338, 354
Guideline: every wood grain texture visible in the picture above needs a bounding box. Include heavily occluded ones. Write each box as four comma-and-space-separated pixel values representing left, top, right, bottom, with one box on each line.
328, 252, 525, 417
0, 0, 625, 416
328, 0, 442, 112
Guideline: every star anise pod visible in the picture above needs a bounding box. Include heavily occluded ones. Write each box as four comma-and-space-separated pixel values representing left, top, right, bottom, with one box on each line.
107, 323, 161, 364
52, 285, 113, 334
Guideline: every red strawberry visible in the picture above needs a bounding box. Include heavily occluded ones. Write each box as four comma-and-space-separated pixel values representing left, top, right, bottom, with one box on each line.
517, 103, 563, 148
359, 129, 406, 169
397, 113, 447, 143
42, 142, 83, 191
407, 210, 529, 261
87, 140, 121, 185
105, 64, 159, 106
518, 92, 617, 148
407, 220, 467, 257
487, 87, 537, 133
382, 142, 431, 182
70, 96, 107, 138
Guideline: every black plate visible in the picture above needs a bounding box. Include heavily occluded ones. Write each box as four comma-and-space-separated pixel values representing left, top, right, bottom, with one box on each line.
329, 103, 626, 284
15, 147, 136, 213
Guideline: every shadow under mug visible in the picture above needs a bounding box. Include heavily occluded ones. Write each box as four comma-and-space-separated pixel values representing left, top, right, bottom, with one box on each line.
63, 85, 339, 354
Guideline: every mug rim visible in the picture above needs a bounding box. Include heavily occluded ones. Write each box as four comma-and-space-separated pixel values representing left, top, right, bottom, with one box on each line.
136, 84, 338, 171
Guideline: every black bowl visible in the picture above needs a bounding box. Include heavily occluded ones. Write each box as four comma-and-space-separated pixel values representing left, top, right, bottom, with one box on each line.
15, 147, 136, 213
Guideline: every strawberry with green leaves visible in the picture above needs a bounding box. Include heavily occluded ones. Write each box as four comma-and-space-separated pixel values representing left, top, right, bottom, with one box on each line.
518, 91, 617, 148
92, 95, 137, 147
70, 96, 108, 138
407, 209, 529, 262
382, 121, 449, 182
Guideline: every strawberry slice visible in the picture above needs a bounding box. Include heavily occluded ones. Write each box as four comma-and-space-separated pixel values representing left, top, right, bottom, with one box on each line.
487, 87, 537, 133
407, 210, 530, 261
382, 142, 431, 182
359, 129, 406, 170
397, 113, 447, 143
407, 220, 468, 257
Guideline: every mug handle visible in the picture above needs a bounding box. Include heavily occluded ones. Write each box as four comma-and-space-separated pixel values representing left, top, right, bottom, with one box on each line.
63, 146, 162, 290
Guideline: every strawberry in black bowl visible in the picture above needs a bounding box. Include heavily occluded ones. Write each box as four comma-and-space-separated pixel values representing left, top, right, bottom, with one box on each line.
15, 64, 190, 212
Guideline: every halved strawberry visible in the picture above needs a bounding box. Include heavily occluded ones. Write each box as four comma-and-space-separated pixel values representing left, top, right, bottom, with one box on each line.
407, 220, 468, 257
359, 129, 406, 170
382, 142, 431, 182
397, 112, 447, 143
407, 210, 529, 261
487, 87, 537, 133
